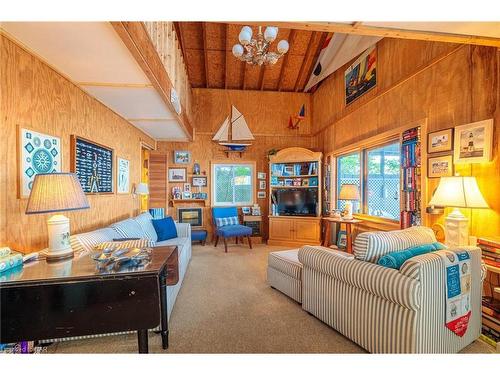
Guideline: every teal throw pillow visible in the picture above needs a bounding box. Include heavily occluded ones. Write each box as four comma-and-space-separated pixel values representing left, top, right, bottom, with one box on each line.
378, 242, 446, 270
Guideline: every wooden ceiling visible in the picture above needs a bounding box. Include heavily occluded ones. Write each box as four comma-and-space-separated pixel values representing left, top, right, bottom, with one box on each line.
174, 22, 329, 92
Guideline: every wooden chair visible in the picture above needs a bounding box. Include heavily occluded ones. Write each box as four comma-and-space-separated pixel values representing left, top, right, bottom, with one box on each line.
211, 207, 253, 253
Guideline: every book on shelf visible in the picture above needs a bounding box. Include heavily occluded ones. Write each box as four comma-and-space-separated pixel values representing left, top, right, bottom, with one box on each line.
478, 237, 500, 249
484, 259, 500, 268
483, 314, 500, 333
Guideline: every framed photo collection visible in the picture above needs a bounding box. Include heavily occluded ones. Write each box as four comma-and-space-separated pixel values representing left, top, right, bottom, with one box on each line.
428, 155, 453, 178
427, 128, 453, 154
168, 167, 187, 182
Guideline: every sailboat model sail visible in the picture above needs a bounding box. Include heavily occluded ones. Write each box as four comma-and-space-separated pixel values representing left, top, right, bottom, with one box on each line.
213, 105, 254, 151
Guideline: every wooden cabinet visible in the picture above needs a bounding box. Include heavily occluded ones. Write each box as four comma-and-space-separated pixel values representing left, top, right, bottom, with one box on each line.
268, 147, 322, 247
268, 217, 321, 247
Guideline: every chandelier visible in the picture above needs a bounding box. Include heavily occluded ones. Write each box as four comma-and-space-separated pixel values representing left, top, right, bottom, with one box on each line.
232, 26, 289, 66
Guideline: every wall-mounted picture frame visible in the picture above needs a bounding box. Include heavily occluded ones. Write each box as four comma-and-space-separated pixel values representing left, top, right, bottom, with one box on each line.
257, 191, 266, 199
183, 191, 192, 199
259, 180, 266, 190
337, 230, 347, 249
192, 176, 207, 187
454, 119, 493, 164
71, 135, 114, 194
192, 192, 208, 199
257, 172, 266, 180
174, 150, 191, 164
428, 155, 453, 178
18, 126, 62, 198
428, 128, 453, 154
117, 157, 130, 194
345, 46, 377, 105
183, 183, 191, 193
168, 167, 187, 182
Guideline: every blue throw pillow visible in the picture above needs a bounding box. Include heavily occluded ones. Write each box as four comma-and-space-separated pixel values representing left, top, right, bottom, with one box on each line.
152, 217, 177, 241
378, 242, 446, 270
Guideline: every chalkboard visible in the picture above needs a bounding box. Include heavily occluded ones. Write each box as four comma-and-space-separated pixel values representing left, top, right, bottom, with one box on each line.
71, 136, 114, 194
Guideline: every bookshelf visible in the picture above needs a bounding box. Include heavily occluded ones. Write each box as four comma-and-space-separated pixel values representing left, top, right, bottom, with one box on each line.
268, 147, 322, 247
400, 126, 422, 228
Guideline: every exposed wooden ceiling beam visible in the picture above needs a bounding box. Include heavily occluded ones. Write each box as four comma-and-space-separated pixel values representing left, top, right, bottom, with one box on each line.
258, 66, 266, 90
173, 22, 186, 62
201, 22, 209, 88
233, 22, 500, 48
224, 23, 229, 89
293, 31, 315, 92
277, 29, 296, 92
299, 32, 329, 92
241, 62, 247, 90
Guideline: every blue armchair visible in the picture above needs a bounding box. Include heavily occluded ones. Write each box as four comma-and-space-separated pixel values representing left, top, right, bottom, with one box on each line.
212, 207, 253, 253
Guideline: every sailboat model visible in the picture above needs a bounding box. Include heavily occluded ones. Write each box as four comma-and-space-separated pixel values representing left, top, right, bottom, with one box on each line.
212, 105, 254, 151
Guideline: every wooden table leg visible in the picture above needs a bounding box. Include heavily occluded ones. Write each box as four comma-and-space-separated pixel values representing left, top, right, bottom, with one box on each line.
346, 223, 353, 254
137, 329, 149, 353
323, 221, 331, 247
159, 272, 169, 350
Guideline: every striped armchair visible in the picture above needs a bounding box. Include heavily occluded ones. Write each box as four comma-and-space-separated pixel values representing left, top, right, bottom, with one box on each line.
298, 227, 482, 353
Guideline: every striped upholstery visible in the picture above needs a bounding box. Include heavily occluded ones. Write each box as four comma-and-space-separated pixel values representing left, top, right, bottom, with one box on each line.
353, 226, 437, 263
299, 245, 482, 353
69, 228, 116, 255
134, 212, 158, 242
299, 246, 420, 311
95, 239, 154, 251
110, 218, 145, 239
267, 249, 303, 303
149, 208, 165, 219
215, 216, 239, 227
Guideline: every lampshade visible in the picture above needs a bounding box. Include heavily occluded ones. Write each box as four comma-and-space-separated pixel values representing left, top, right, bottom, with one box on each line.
339, 184, 360, 201
264, 26, 278, 42
135, 182, 149, 195
26, 173, 89, 214
232, 44, 244, 58
277, 39, 289, 54
429, 176, 488, 208
239, 27, 252, 45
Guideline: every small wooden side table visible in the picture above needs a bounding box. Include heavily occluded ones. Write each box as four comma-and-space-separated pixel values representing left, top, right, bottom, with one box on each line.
322, 217, 363, 254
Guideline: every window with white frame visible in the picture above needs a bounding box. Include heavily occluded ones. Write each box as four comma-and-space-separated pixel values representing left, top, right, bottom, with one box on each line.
212, 163, 254, 206
335, 140, 401, 221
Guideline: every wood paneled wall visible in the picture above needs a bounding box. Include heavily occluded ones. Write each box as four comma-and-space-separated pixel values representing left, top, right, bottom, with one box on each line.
157, 88, 317, 239
0, 35, 156, 253
312, 38, 499, 239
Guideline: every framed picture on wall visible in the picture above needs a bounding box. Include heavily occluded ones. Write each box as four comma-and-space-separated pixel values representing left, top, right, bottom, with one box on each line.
117, 157, 130, 194
259, 180, 266, 190
71, 135, 114, 194
192, 176, 207, 187
427, 128, 453, 153
345, 46, 377, 105
428, 155, 453, 178
174, 150, 191, 164
257, 172, 266, 180
454, 119, 493, 164
18, 126, 62, 198
183, 183, 191, 193
257, 191, 266, 199
168, 168, 187, 182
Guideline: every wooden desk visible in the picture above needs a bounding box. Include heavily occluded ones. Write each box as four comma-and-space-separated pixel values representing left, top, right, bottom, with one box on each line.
0, 246, 179, 353
322, 217, 363, 253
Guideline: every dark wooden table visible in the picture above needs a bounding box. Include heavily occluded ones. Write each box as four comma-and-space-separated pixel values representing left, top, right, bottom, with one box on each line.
0, 246, 179, 353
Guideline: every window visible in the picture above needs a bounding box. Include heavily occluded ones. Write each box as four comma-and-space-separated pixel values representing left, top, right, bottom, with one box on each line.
366, 142, 400, 220
336, 152, 361, 213
335, 140, 401, 221
212, 163, 254, 206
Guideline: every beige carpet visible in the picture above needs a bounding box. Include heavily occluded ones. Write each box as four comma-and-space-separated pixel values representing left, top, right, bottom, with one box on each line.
48, 243, 493, 354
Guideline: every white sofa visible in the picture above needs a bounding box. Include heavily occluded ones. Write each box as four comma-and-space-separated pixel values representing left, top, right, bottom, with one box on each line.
69, 212, 192, 320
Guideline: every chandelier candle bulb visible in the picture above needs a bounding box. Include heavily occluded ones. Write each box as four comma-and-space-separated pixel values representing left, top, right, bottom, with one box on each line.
239, 29, 252, 45
277, 40, 289, 54
264, 26, 278, 42
232, 44, 244, 57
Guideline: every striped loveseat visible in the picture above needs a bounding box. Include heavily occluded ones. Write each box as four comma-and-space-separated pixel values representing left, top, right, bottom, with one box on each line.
39, 213, 192, 344
298, 226, 482, 353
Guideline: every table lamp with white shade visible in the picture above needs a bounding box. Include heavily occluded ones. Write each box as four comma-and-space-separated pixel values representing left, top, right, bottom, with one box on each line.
134, 182, 149, 196
339, 184, 360, 220
25, 173, 89, 261
428, 176, 488, 247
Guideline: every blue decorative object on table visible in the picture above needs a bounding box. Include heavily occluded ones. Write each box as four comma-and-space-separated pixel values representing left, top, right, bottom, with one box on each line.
152, 216, 178, 241
378, 242, 447, 269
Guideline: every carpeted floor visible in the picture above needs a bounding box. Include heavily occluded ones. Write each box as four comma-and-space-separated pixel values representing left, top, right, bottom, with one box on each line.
48, 243, 493, 353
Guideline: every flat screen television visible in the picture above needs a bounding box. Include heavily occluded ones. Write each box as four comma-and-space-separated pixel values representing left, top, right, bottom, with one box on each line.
272, 188, 318, 216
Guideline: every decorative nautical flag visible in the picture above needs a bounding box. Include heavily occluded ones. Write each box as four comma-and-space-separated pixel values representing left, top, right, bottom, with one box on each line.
297, 104, 305, 119
305, 33, 382, 92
